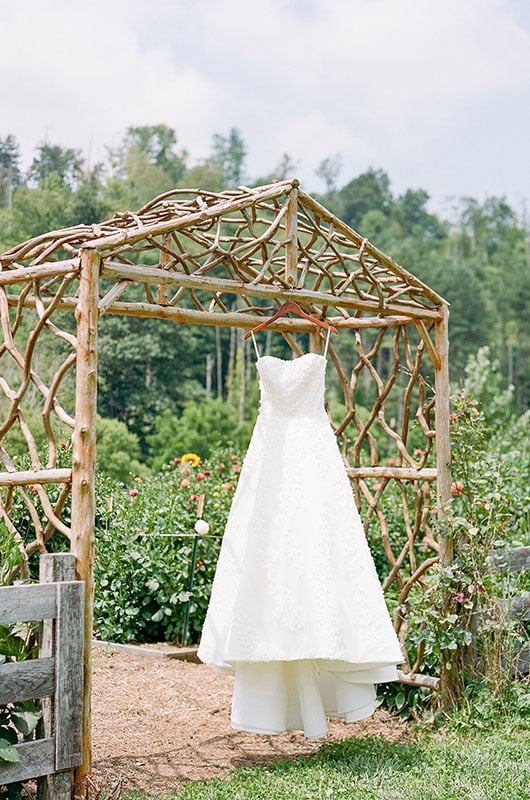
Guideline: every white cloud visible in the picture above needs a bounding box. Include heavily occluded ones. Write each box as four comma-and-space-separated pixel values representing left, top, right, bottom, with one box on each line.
0, 0, 529, 207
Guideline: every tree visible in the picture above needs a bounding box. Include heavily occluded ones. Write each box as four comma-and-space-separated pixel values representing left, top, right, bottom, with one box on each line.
125, 125, 188, 183
395, 188, 446, 240
315, 154, 342, 194
0, 134, 22, 208
96, 314, 213, 451
8, 175, 72, 242
28, 143, 83, 189
147, 398, 251, 469
96, 415, 148, 482
210, 128, 246, 187
333, 168, 394, 230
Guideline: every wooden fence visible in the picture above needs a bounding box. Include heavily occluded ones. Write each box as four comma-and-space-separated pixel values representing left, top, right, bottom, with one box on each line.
496, 545, 530, 675
0, 553, 84, 799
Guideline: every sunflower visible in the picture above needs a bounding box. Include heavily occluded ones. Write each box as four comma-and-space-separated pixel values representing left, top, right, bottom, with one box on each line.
181, 452, 201, 467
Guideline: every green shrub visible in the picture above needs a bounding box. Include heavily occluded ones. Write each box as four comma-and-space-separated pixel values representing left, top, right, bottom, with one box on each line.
146, 399, 254, 469
93, 448, 241, 643
96, 414, 149, 483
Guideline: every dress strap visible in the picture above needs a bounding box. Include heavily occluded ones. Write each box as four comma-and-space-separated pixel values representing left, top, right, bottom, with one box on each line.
250, 330, 261, 359
323, 325, 332, 358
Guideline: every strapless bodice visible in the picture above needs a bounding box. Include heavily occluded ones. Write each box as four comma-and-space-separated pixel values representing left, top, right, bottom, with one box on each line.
256, 353, 326, 418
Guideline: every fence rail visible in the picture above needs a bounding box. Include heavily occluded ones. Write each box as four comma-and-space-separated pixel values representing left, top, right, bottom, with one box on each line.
0, 553, 84, 799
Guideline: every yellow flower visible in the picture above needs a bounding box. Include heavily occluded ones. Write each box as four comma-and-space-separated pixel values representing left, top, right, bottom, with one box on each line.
181, 452, 201, 467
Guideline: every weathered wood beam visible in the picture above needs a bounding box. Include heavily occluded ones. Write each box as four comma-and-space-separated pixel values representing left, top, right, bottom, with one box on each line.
0, 738, 55, 785
397, 670, 440, 689
415, 319, 441, 370
6, 292, 432, 330
347, 467, 437, 481
0, 468, 72, 486
0, 583, 57, 624
284, 181, 299, 286
0, 260, 80, 286
0, 658, 55, 703
100, 261, 443, 320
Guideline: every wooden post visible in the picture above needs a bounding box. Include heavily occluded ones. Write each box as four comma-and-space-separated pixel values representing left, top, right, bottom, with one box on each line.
285, 181, 299, 287
434, 303, 460, 707
37, 554, 81, 800
70, 248, 99, 782
434, 303, 452, 566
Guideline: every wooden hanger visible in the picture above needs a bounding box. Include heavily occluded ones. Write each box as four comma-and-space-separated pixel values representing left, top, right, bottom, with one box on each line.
244, 300, 338, 339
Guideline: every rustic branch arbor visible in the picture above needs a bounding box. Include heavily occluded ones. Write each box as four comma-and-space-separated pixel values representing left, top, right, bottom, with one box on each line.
0, 179, 451, 777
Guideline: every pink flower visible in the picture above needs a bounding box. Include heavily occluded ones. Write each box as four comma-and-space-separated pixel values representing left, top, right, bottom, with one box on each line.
173, 457, 181, 465
195, 472, 205, 481
453, 592, 466, 603
451, 481, 465, 496
414, 448, 423, 457
373, 482, 383, 491
181, 478, 191, 488
203, 469, 212, 476
386, 458, 395, 466
450, 413, 460, 421
59, 442, 68, 450
129, 489, 138, 497
222, 482, 235, 491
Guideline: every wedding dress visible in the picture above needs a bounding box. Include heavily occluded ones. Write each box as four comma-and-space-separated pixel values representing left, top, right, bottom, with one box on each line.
198, 330, 403, 738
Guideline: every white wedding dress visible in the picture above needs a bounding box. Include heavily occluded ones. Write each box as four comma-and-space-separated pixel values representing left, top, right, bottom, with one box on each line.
198, 335, 403, 738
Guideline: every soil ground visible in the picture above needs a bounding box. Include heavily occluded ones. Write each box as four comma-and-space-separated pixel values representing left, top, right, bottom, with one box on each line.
90, 647, 410, 797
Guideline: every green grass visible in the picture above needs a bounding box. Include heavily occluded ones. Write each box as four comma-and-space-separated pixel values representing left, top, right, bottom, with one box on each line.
127, 720, 530, 800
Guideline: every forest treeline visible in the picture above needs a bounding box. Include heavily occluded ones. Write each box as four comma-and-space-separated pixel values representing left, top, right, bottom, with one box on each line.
1, 125, 529, 474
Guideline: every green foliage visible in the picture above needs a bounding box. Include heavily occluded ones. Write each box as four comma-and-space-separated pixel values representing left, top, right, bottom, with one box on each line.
96, 415, 148, 483
147, 399, 253, 469
166, 724, 529, 800
0, 621, 41, 797
96, 314, 209, 450
93, 449, 240, 644
0, 524, 24, 585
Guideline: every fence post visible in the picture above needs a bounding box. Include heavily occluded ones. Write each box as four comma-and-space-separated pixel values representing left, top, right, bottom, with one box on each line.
37, 553, 79, 800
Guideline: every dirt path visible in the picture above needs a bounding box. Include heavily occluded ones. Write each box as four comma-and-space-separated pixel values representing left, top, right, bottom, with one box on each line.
91, 648, 410, 797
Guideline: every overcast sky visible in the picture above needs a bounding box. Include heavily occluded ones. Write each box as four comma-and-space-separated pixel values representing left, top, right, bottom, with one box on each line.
2, 0, 529, 215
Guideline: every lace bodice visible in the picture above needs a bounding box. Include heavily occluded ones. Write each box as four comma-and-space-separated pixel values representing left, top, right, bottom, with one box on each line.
257, 353, 326, 419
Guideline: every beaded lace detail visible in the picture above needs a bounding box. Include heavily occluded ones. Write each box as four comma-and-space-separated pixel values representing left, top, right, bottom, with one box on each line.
198, 353, 403, 672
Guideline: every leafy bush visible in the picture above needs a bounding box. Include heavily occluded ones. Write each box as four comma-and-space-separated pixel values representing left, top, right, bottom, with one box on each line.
93, 448, 241, 643
146, 399, 254, 470
0, 535, 42, 799
96, 414, 149, 483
